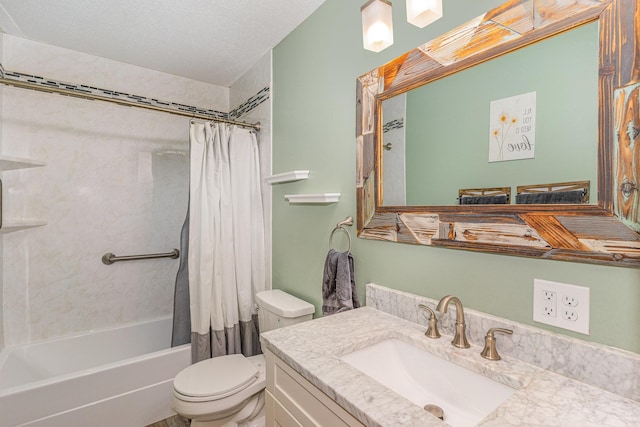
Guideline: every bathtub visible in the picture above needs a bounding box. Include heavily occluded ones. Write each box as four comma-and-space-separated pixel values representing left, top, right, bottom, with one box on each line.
0, 316, 190, 427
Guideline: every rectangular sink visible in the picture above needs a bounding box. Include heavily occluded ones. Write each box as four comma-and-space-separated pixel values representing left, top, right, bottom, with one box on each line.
340, 338, 517, 427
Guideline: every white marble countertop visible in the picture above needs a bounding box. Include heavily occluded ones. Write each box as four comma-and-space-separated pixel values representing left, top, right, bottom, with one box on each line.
260, 307, 640, 426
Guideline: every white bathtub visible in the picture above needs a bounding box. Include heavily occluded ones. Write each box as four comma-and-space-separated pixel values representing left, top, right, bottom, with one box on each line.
0, 316, 190, 427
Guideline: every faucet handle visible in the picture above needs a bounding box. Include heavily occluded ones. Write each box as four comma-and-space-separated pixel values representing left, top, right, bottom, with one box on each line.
480, 328, 513, 361
418, 304, 441, 339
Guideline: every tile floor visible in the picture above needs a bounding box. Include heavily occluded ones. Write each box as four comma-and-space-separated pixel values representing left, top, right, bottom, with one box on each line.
145, 414, 190, 427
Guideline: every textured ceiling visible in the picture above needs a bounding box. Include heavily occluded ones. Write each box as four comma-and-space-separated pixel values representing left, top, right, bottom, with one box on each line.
0, 0, 326, 87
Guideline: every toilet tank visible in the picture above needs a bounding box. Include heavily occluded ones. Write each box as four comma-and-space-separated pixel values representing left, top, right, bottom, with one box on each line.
255, 290, 315, 333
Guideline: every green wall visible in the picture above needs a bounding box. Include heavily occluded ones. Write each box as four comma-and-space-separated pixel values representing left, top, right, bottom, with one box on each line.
405, 22, 599, 205
272, 0, 640, 353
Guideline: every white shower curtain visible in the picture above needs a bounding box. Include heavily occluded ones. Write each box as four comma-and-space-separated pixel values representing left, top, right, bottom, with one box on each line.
188, 121, 265, 363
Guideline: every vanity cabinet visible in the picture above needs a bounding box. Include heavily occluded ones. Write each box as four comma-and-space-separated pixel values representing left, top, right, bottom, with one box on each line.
264, 348, 363, 427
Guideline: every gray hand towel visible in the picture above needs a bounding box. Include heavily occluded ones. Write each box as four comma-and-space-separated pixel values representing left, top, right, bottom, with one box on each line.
516, 189, 586, 204
322, 249, 360, 315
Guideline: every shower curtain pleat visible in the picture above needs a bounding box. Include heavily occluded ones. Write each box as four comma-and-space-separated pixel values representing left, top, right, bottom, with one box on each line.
230, 126, 265, 357
188, 122, 216, 361
180, 121, 265, 363
171, 203, 191, 347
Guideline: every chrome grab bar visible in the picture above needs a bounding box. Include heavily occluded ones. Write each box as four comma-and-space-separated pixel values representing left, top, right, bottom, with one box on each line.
102, 248, 179, 265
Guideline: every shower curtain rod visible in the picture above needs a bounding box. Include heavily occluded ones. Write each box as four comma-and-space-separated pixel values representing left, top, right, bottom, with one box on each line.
0, 77, 261, 131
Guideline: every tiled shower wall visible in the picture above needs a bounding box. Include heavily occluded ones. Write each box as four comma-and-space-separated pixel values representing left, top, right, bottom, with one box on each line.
0, 34, 271, 347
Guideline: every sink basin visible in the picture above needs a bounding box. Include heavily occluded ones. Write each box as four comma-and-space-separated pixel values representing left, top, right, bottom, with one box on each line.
340, 339, 516, 427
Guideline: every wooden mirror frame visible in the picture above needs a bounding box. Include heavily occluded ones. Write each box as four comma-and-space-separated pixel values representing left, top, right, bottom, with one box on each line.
356, 0, 640, 267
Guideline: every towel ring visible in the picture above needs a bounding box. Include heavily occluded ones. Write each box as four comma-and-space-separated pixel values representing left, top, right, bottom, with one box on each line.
329, 216, 353, 253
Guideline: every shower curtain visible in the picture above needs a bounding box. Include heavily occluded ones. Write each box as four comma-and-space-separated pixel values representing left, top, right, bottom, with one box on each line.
172, 121, 265, 363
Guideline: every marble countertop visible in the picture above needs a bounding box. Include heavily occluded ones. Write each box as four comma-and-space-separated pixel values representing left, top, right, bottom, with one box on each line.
260, 307, 640, 426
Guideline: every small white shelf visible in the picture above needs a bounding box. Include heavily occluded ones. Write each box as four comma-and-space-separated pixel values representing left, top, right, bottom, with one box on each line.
265, 170, 310, 185
0, 220, 47, 234
0, 155, 46, 171
284, 193, 341, 204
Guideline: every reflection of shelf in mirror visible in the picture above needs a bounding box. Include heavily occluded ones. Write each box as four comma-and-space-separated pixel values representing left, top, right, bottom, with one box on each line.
284, 193, 341, 204
0, 155, 46, 171
0, 220, 47, 234
265, 170, 310, 185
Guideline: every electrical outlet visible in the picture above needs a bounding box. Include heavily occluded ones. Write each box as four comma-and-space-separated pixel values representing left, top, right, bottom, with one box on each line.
561, 308, 579, 322
533, 279, 590, 335
562, 295, 578, 307
543, 305, 556, 317
542, 290, 556, 317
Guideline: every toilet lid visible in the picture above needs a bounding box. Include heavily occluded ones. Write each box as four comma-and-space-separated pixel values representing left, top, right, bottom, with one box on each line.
173, 354, 258, 399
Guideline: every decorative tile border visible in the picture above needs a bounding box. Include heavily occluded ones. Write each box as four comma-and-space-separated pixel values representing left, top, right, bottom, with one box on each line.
0, 69, 269, 122
366, 283, 640, 402
382, 118, 403, 133
229, 86, 270, 120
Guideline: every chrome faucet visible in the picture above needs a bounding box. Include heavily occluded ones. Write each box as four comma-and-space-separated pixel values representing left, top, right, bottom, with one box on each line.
436, 295, 470, 348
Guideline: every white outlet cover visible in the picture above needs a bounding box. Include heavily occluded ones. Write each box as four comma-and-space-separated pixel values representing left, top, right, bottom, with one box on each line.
533, 279, 590, 335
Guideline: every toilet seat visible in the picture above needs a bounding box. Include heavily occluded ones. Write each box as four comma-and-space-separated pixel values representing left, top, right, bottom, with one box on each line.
173, 354, 259, 402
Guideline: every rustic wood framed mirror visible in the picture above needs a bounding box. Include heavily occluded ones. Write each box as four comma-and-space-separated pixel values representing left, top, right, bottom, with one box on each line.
355, 0, 640, 267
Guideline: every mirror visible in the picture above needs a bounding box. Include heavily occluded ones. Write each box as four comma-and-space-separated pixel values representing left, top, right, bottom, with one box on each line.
381, 22, 599, 206
356, 0, 640, 267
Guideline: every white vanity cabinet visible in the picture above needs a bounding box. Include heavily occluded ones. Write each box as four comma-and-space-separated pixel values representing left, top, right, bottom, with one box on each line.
264, 348, 364, 427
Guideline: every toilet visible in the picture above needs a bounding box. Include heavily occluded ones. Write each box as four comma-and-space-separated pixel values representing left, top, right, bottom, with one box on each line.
171, 289, 315, 427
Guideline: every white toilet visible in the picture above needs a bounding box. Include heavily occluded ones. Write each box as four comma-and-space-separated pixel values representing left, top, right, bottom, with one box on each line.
171, 289, 315, 427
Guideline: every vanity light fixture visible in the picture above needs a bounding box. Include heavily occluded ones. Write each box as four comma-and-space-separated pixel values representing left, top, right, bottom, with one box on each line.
406, 0, 442, 28
361, 0, 394, 52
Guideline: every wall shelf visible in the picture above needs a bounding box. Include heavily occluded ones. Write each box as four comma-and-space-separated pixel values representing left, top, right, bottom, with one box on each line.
265, 170, 310, 185
0, 155, 46, 171
284, 193, 341, 204
0, 156, 47, 233
0, 220, 47, 234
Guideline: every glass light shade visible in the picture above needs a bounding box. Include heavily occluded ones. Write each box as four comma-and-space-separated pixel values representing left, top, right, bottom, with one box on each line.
361, 0, 393, 52
406, 0, 442, 28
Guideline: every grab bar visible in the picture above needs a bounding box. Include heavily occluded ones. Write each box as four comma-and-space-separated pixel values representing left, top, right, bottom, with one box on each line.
102, 249, 180, 265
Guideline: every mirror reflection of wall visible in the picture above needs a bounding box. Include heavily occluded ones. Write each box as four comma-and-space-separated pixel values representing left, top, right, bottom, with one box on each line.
380, 21, 599, 207
381, 94, 407, 205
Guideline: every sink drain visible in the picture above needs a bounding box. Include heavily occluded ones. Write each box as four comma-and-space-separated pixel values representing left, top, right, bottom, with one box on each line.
424, 404, 444, 420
